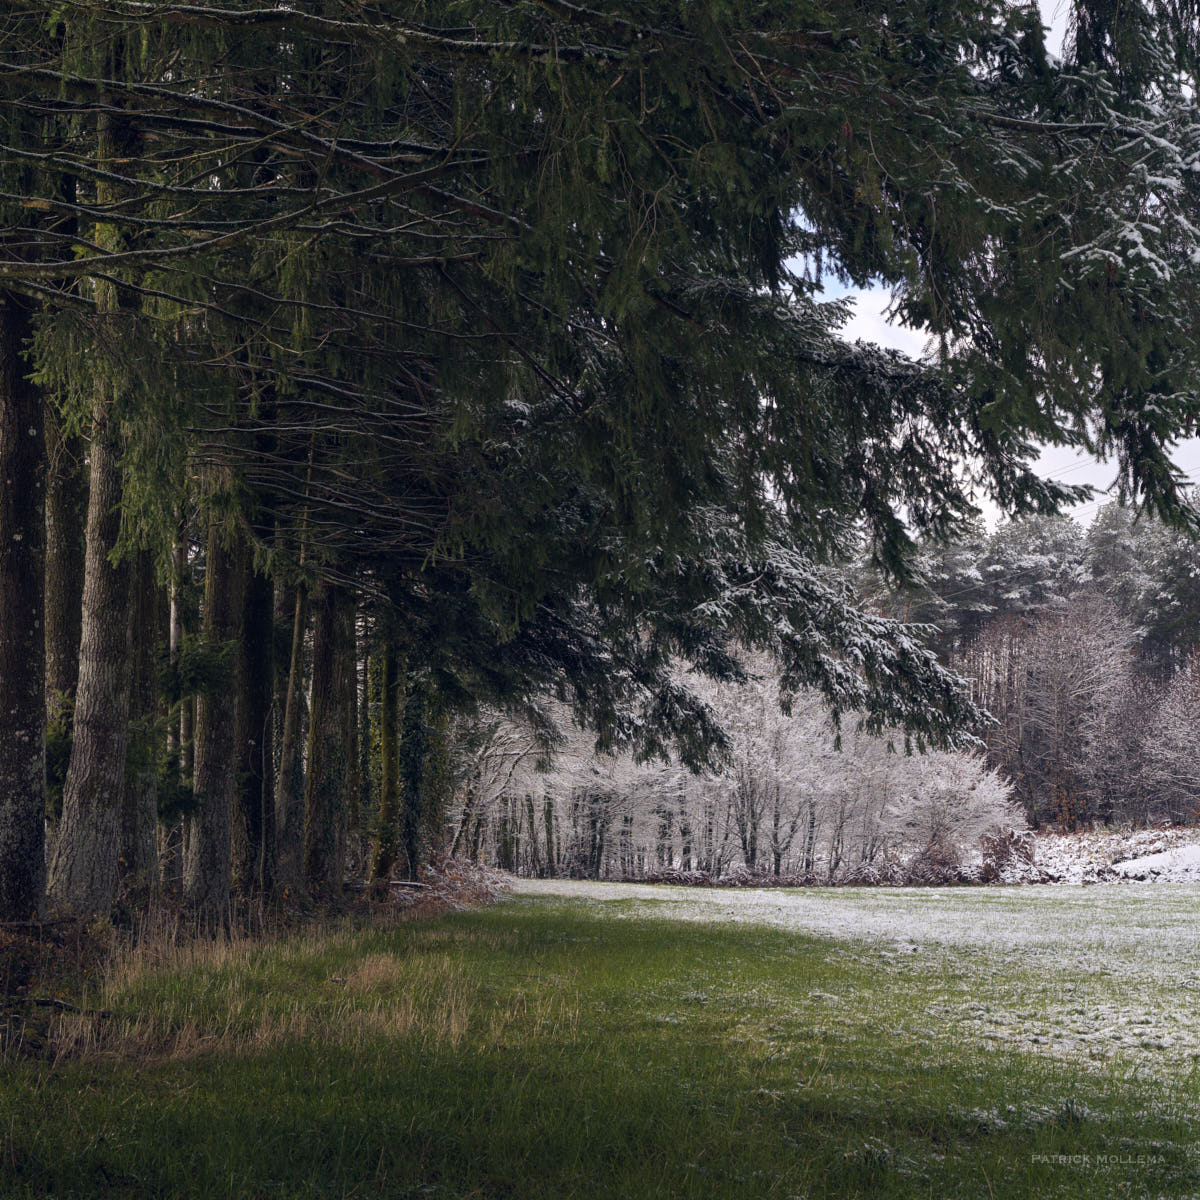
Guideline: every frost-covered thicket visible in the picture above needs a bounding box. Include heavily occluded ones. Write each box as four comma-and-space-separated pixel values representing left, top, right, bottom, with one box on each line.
446, 658, 1020, 882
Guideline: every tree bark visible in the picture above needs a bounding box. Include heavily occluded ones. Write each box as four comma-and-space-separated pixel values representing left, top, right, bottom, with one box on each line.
121, 549, 159, 890
233, 562, 274, 895
0, 291, 47, 920
159, 529, 189, 893
302, 584, 354, 897
184, 522, 244, 913
166, 528, 186, 764
273, 582, 309, 890
44, 404, 86, 710
47, 393, 131, 915
344, 635, 364, 875
370, 642, 401, 880
399, 676, 427, 881
47, 97, 140, 916
422, 698, 450, 854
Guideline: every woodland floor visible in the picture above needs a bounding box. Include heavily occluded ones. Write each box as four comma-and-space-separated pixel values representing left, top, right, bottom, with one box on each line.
3, 882, 1200, 1198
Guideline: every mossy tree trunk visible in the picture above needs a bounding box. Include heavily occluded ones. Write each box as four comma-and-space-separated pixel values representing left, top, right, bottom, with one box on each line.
0, 290, 47, 920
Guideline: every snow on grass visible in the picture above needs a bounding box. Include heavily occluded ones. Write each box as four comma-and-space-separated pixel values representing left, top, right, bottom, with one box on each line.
512, 877, 1200, 1081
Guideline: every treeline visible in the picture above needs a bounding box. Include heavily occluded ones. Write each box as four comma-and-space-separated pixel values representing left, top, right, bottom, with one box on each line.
1, 2, 1199, 918
875, 505, 1200, 828
443, 502, 1200, 882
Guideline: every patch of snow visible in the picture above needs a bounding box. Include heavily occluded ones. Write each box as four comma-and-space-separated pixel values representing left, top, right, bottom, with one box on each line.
1114, 842, 1200, 881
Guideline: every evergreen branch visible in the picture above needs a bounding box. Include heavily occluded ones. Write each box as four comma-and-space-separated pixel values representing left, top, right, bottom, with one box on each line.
36, 1, 630, 64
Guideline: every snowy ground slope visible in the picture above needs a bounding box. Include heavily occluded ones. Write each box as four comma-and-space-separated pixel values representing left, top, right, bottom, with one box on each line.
1035, 826, 1200, 882
512, 878, 1200, 1079
1113, 842, 1200, 880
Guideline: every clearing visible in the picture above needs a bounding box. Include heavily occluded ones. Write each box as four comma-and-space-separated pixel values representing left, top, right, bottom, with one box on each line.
3, 880, 1200, 1198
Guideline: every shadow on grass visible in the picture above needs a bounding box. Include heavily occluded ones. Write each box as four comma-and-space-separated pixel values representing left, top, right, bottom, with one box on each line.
2, 906, 1198, 1199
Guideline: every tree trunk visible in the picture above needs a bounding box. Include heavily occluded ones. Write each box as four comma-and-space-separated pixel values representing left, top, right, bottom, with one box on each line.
233, 562, 274, 895
451, 773, 478, 859
159, 529, 189, 893
273, 583, 309, 890
121, 550, 159, 891
47, 394, 131, 915
525, 794, 540, 876
166, 528, 186, 764
44, 405, 86, 710
399, 675, 427, 881
422, 698, 450, 855
370, 642, 401, 879
184, 523, 244, 913
0, 291, 46, 920
302, 584, 354, 897
345, 632, 364, 876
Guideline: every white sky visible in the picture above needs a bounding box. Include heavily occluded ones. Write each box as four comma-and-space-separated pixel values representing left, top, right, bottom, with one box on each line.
822, 1, 1200, 530
830, 284, 1200, 530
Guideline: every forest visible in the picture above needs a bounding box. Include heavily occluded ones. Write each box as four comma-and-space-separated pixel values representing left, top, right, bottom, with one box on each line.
2, 0, 1200, 922
6, 3, 1200, 1198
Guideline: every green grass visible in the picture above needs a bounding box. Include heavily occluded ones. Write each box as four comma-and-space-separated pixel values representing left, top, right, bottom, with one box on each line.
3, 892, 1199, 1199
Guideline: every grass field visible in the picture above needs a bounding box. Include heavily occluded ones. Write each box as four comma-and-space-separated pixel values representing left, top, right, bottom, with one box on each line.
4, 882, 1200, 1198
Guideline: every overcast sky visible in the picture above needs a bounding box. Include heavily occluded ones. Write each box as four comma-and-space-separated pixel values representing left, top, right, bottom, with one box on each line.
827, 0, 1200, 529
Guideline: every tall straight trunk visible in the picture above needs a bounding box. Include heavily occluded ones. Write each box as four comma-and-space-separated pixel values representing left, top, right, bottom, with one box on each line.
47, 393, 131, 914
302, 584, 354, 897
166, 529, 186, 764
47, 103, 135, 916
120, 550, 159, 889
399, 676, 427, 881
44, 405, 86, 710
273, 583, 309, 890
233, 563, 274, 895
370, 642, 401, 879
357, 647, 372, 836
159, 530, 188, 892
422, 700, 450, 854
344, 633, 363, 875
525, 795, 540, 876
0, 291, 47, 920
184, 523, 244, 913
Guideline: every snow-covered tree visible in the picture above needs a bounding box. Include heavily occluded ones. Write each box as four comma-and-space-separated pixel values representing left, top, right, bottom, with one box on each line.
453, 652, 1020, 880
1143, 655, 1200, 824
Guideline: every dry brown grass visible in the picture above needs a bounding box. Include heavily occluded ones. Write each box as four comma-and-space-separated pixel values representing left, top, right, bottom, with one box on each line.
43, 913, 578, 1067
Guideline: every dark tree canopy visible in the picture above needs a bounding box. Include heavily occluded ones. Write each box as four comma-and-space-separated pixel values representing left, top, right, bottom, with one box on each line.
1, 0, 1198, 788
